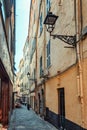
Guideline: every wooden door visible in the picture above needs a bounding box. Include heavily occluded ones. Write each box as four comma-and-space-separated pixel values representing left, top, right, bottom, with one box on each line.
2, 80, 9, 125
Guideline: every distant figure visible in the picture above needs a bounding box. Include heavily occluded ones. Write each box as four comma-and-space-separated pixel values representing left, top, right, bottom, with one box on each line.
27, 104, 30, 110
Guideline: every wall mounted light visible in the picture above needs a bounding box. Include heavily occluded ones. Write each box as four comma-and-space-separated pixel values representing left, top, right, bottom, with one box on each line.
44, 12, 87, 47
27, 72, 30, 78
27, 72, 37, 82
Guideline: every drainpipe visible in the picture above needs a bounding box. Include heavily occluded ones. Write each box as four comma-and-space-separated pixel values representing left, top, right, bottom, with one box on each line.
75, 0, 84, 128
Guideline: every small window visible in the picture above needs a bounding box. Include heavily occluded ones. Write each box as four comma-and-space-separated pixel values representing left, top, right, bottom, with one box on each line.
59, 0, 63, 6
47, 40, 51, 68
1, 0, 6, 22
34, 68, 36, 79
40, 56, 43, 76
40, 12, 43, 35
34, 13, 35, 24
46, 0, 51, 14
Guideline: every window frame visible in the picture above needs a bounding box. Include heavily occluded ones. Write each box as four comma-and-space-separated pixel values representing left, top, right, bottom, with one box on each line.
40, 56, 43, 76
40, 12, 43, 35
47, 40, 51, 68
46, 0, 51, 14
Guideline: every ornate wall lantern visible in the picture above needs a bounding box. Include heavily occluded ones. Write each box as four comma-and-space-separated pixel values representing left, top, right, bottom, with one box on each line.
44, 12, 87, 47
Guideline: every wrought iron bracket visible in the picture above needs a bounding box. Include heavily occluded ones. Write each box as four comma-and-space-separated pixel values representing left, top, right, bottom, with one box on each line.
51, 34, 76, 47
29, 78, 37, 82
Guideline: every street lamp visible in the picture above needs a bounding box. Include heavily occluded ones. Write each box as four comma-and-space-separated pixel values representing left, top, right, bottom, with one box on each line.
27, 72, 31, 110
27, 72, 37, 111
44, 12, 87, 47
27, 72, 37, 82
27, 72, 37, 110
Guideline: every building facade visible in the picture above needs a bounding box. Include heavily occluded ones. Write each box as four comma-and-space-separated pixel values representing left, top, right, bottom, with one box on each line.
43, 0, 87, 129
0, 0, 16, 127
13, 72, 21, 104
23, 37, 31, 106
18, 58, 26, 103
44, 0, 87, 129
28, 0, 87, 129
27, 0, 39, 110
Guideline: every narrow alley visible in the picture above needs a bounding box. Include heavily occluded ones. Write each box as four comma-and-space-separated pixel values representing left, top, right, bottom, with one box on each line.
1, 0, 87, 129
8, 105, 58, 130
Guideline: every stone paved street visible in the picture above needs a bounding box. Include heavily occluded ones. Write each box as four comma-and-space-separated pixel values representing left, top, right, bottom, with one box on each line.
8, 105, 58, 130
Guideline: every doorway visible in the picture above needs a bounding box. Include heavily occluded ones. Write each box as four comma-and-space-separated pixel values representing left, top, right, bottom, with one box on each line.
58, 88, 65, 128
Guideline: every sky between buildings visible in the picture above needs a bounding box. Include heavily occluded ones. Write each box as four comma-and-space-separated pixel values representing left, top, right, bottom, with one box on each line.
15, 0, 31, 71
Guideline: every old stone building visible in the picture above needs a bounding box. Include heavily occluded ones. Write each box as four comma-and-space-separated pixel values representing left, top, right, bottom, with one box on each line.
18, 58, 26, 102
23, 37, 31, 105
27, 0, 39, 110
0, 0, 16, 127
27, 0, 87, 129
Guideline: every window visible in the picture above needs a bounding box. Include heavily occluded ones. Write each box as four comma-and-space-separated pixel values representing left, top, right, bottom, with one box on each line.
40, 56, 43, 76
59, 0, 63, 5
34, 13, 35, 24
34, 68, 36, 79
47, 40, 51, 68
1, 0, 6, 22
40, 12, 43, 34
46, 0, 51, 14
30, 38, 36, 63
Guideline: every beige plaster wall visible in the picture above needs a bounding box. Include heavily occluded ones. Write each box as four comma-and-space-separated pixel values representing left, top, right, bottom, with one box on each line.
44, 0, 76, 77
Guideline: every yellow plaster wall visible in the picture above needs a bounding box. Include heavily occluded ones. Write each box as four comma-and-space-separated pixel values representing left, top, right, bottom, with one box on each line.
82, 0, 87, 28
46, 78, 58, 113
60, 66, 82, 125
46, 66, 82, 126
83, 58, 87, 127
28, 0, 87, 129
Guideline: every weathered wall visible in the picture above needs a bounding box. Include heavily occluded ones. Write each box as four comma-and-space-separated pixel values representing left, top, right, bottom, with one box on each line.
83, 58, 87, 127
28, 0, 87, 129
46, 65, 82, 126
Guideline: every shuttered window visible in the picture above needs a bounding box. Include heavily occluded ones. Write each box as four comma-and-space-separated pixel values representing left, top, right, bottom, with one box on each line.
40, 56, 43, 76
46, 0, 51, 14
40, 12, 43, 34
0, 0, 6, 22
34, 68, 36, 79
47, 40, 51, 68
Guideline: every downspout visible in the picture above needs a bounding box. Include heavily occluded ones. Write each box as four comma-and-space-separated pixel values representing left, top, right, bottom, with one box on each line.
43, 0, 46, 117
75, 0, 84, 128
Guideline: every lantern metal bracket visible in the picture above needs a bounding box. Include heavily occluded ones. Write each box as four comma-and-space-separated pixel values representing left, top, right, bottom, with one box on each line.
43, 12, 87, 47
51, 34, 77, 47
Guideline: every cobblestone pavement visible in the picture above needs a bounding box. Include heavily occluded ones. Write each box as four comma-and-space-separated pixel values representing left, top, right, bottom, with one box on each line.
8, 105, 58, 130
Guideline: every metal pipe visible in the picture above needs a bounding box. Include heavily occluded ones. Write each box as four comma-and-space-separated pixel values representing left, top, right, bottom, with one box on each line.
75, 0, 84, 128
43, 0, 46, 118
